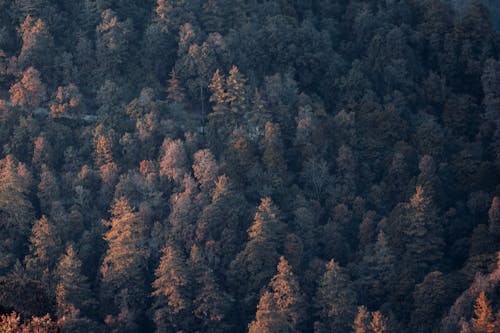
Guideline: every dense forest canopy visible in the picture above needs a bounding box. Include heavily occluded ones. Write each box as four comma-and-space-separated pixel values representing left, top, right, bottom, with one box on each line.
0, 0, 499, 332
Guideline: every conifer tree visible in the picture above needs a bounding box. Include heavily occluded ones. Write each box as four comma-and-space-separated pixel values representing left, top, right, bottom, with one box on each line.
159, 138, 188, 183
152, 243, 192, 332
249, 256, 305, 332
24, 215, 61, 281
314, 259, 357, 333
230, 198, 285, 313
471, 292, 495, 333
166, 68, 186, 105
370, 311, 387, 333
188, 245, 233, 332
9, 66, 47, 108
262, 122, 287, 195
353, 306, 371, 333
100, 197, 149, 331
488, 196, 500, 237
17, 15, 54, 71
208, 69, 228, 116
226, 65, 248, 115
0, 155, 34, 272
55, 245, 98, 331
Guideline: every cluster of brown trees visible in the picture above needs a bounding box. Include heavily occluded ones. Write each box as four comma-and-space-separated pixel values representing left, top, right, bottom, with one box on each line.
0, 0, 499, 332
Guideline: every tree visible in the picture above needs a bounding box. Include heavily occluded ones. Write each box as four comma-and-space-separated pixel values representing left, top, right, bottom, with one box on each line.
195, 175, 247, 269
251, 256, 305, 332
262, 122, 287, 195
192, 149, 219, 193
370, 311, 387, 333
353, 306, 371, 333
159, 138, 188, 183
96, 9, 132, 80
188, 245, 233, 332
55, 245, 98, 331
166, 68, 186, 105
208, 69, 228, 116
247, 291, 289, 333
16, 15, 54, 71
225, 65, 248, 115
488, 196, 500, 237
100, 197, 149, 331
0, 155, 34, 273
471, 292, 495, 333
24, 215, 61, 282
0, 311, 59, 332
152, 243, 192, 332
389, 185, 444, 285
9, 66, 46, 108
314, 259, 357, 333
49, 84, 82, 118
230, 198, 285, 315
167, 174, 201, 251
155, 0, 196, 34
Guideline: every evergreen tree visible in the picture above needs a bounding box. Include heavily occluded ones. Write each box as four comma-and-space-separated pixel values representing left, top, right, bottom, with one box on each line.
55, 245, 98, 332
226, 65, 248, 115
24, 215, 61, 282
166, 68, 186, 105
488, 196, 500, 237
354, 306, 371, 333
0, 156, 34, 273
188, 245, 233, 332
151, 243, 192, 332
9, 66, 47, 108
208, 69, 228, 116
249, 256, 305, 332
370, 311, 387, 333
471, 292, 495, 333
314, 259, 357, 333
230, 198, 285, 315
100, 197, 149, 332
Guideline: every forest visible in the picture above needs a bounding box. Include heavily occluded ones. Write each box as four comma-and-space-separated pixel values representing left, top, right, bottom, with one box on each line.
0, 0, 499, 332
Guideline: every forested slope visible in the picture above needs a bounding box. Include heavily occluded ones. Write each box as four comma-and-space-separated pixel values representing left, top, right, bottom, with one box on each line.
0, 0, 499, 332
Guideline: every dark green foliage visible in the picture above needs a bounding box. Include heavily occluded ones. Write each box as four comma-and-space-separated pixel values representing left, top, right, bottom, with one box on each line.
0, 0, 498, 332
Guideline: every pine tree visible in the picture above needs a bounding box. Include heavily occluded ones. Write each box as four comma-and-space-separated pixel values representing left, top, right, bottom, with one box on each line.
155, 0, 195, 34
249, 257, 305, 332
230, 198, 285, 314
314, 259, 357, 333
195, 175, 247, 269
248, 292, 289, 333
55, 245, 97, 330
353, 306, 371, 333
16, 15, 54, 71
9, 66, 47, 108
192, 149, 219, 193
49, 84, 82, 118
152, 243, 192, 332
370, 311, 387, 333
100, 197, 149, 331
24, 215, 61, 281
226, 65, 248, 115
167, 174, 201, 251
159, 138, 188, 183
390, 185, 444, 284
0, 155, 34, 273
488, 196, 500, 237
166, 69, 186, 105
262, 122, 287, 195
471, 292, 495, 333
208, 69, 228, 115
189, 245, 233, 332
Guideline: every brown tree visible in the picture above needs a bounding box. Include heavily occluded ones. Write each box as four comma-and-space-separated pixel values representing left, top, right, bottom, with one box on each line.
9, 66, 46, 108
